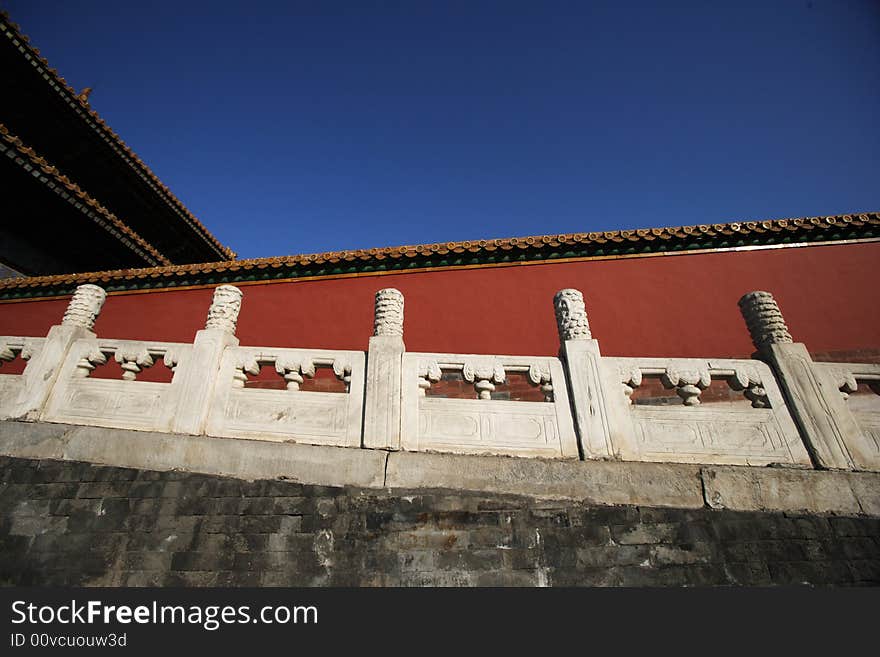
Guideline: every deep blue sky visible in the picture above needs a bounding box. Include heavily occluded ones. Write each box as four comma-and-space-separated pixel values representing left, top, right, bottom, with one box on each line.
4, 1, 879, 259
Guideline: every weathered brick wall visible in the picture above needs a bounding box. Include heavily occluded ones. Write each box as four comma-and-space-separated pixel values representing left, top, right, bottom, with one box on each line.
1, 456, 878, 586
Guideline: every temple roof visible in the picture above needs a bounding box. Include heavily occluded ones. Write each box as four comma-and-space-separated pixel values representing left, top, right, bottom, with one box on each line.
0, 211, 876, 300
1, 124, 171, 268
0, 11, 235, 273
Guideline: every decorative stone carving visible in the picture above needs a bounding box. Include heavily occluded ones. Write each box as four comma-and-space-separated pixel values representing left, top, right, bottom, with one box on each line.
232, 356, 260, 388
163, 347, 185, 374
738, 291, 794, 351
114, 343, 154, 381
0, 343, 15, 365
332, 358, 353, 392
662, 363, 711, 406
729, 366, 770, 408
528, 363, 554, 402
828, 368, 859, 401
208, 347, 366, 448
74, 344, 108, 378
275, 355, 316, 391
205, 285, 243, 334
620, 366, 643, 404
417, 360, 442, 396
463, 359, 506, 400
553, 289, 591, 341
373, 288, 404, 337
20, 339, 40, 362
61, 284, 106, 331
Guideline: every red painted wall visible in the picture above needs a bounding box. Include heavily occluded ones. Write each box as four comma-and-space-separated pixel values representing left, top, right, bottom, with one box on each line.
1, 242, 878, 360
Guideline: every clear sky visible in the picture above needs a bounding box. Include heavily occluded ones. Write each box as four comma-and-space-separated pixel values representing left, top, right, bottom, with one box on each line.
4, 0, 879, 260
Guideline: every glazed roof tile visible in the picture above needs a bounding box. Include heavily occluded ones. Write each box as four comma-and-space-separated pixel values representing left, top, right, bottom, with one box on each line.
0, 211, 876, 294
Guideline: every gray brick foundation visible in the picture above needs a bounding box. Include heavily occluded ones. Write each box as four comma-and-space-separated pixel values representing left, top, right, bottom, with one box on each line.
1, 456, 878, 587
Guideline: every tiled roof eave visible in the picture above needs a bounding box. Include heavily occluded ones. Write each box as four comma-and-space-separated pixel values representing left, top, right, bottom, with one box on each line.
0, 11, 236, 261
0, 123, 171, 268
0, 211, 876, 298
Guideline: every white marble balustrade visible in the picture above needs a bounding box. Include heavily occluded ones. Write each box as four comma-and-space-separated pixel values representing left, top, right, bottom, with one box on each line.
0, 283, 878, 473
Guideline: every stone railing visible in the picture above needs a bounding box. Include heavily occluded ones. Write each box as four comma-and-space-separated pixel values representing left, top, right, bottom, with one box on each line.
0, 336, 45, 413
0, 283, 878, 473
42, 338, 193, 433
399, 352, 578, 458
592, 356, 809, 466
206, 346, 365, 447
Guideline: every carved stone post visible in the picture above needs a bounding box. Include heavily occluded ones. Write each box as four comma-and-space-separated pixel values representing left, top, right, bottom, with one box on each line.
738, 291, 856, 470
363, 288, 405, 449
554, 289, 621, 459
170, 285, 242, 435
6, 284, 107, 420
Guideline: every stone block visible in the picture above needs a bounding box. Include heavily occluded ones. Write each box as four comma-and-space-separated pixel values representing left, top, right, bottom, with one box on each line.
385, 450, 704, 508
61, 425, 387, 489
702, 466, 864, 515
0, 421, 71, 460
848, 473, 880, 516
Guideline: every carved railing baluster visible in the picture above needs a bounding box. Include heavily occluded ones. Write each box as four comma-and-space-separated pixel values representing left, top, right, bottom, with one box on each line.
729, 366, 770, 408
463, 359, 506, 400
20, 339, 41, 362
620, 366, 642, 405
275, 356, 315, 391
163, 348, 183, 374
332, 358, 353, 392
528, 363, 554, 402
114, 343, 154, 381
417, 360, 442, 396
0, 343, 16, 365
232, 356, 260, 388
662, 363, 711, 406
829, 368, 859, 401
74, 344, 108, 378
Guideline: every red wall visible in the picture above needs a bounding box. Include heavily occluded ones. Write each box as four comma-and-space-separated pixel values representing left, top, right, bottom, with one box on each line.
1, 242, 878, 359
